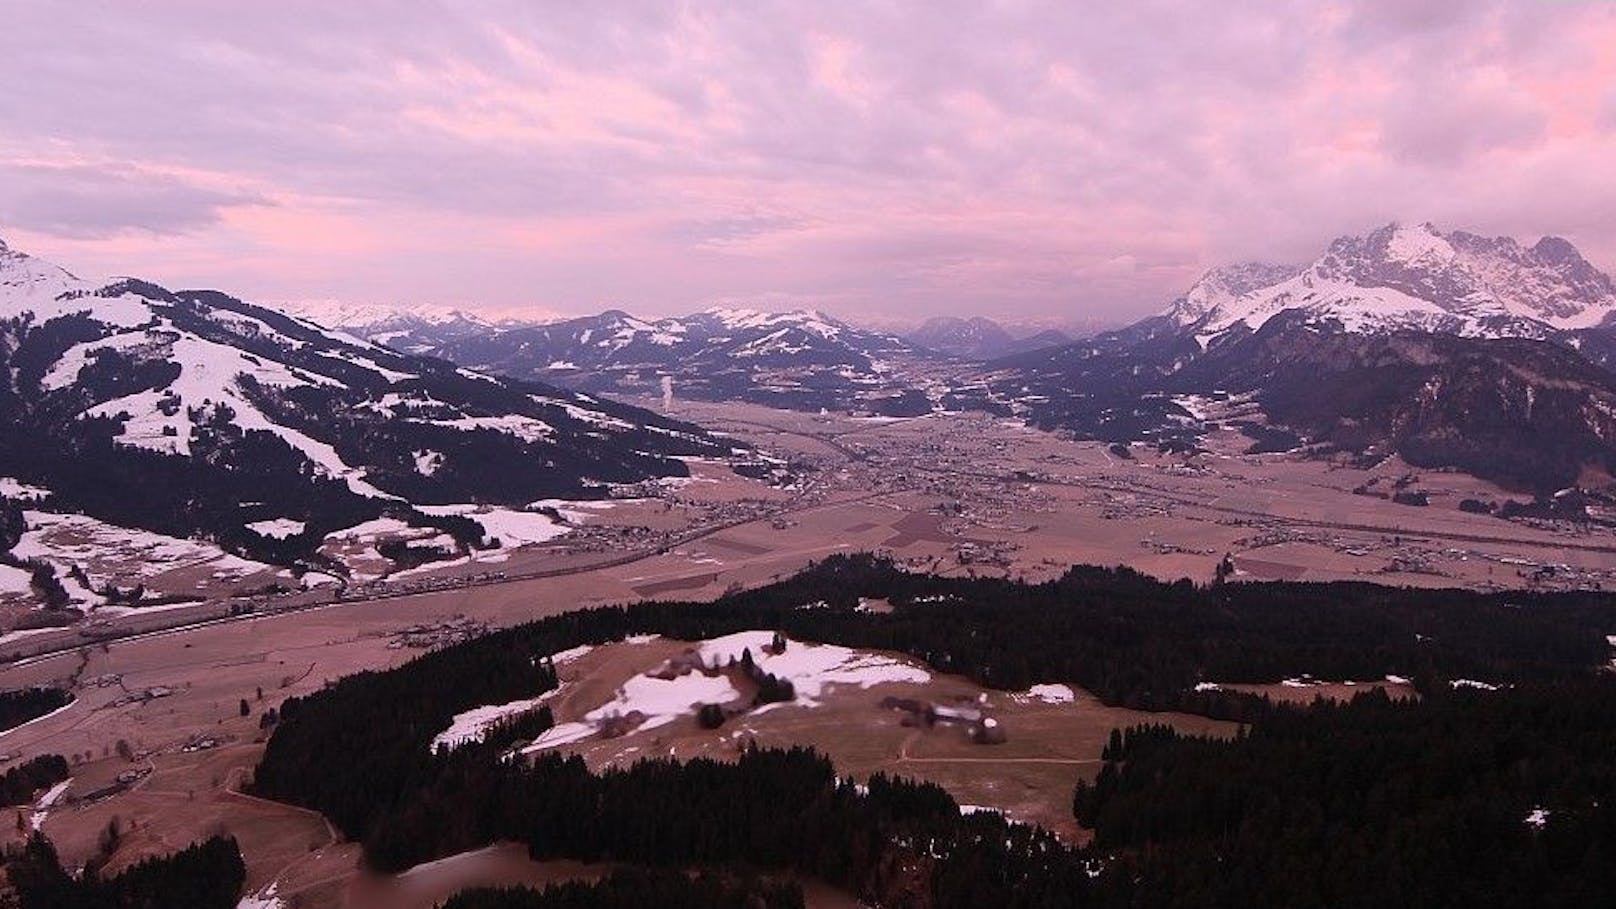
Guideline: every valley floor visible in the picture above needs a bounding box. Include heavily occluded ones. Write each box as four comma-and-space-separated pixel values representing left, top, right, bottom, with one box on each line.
2, 404, 1614, 906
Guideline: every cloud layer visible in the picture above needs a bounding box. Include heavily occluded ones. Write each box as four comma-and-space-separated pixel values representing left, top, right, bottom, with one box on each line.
2, 1, 1613, 323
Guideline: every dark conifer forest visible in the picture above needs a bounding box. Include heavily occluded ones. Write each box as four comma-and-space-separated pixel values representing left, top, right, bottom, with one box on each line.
4, 833, 245, 909
241, 555, 1616, 908
0, 688, 71, 735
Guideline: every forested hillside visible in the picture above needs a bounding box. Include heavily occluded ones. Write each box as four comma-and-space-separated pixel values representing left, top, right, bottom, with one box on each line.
247, 556, 1616, 908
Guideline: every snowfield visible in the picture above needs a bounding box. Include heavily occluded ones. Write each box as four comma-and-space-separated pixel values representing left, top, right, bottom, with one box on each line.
415, 504, 571, 547
696, 631, 933, 704
12, 511, 280, 602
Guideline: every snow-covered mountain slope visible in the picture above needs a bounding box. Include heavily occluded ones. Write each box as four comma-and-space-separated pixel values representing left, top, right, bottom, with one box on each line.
1171, 223, 1616, 344
978, 223, 1616, 492
367, 306, 935, 414
0, 238, 727, 576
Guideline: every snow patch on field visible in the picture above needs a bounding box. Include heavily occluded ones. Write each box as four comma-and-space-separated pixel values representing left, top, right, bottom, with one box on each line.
413, 450, 444, 476
524, 721, 599, 752
0, 478, 50, 501
326, 517, 413, 541
546, 644, 594, 665
246, 518, 305, 539
1017, 684, 1076, 704
12, 511, 277, 599
424, 414, 554, 443
0, 564, 32, 596
415, 504, 570, 548
431, 697, 552, 752
30, 778, 71, 830
0, 627, 66, 646
1451, 678, 1503, 691
529, 498, 617, 523
236, 882, 283, 909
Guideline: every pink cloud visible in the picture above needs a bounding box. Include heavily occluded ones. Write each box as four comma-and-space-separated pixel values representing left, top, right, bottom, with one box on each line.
0, 1, 1611, 325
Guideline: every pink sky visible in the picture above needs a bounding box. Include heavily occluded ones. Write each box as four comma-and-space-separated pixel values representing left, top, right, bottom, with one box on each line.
2, 1, 1614, 325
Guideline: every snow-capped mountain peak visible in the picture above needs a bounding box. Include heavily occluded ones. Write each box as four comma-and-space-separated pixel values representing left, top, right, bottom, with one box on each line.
1169, 222, 1616, 343
699, 306, 848, 339
0, 240, 90, 317
1164, 262, 1303, 326
0, 240, 724, 569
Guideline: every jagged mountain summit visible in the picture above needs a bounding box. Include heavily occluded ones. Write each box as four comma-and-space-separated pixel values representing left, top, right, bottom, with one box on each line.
0, 238, 726, 572
1170, 223, 1616, 344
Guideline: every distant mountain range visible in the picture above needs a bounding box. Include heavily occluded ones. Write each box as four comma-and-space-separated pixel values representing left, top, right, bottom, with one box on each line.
328, 307, 1079, 414
0, 237, 727, 580
318, 222, 1616, 492
328, 306, 923, 413
904, 316, 1072, 360
10, 215, 1613, 586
